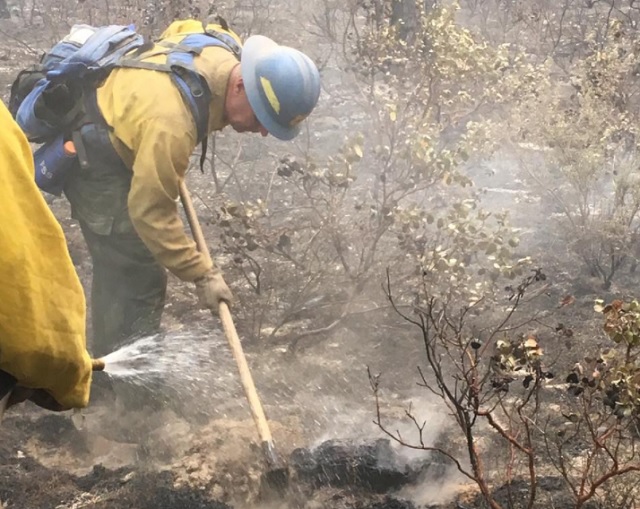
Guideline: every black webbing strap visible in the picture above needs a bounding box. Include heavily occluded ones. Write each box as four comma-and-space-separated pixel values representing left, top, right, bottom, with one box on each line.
0, 370, 17, 400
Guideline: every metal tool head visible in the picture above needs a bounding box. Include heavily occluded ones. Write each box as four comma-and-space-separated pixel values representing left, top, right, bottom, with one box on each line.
259, 440, 289, 498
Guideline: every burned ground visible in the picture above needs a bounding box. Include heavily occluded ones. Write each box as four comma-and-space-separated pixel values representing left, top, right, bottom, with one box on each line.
0, 408, 441, 509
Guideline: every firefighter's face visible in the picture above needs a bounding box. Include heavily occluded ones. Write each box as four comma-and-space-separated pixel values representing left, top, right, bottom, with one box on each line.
225, 66, 268, 137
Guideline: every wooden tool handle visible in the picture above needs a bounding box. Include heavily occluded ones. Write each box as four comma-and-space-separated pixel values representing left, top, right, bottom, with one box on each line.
179, 181, 274, 446
179, 181, 212, 266
218, 300, 274, 443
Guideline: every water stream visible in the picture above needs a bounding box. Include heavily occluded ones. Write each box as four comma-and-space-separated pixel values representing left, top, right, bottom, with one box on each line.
95, 330, 239, 397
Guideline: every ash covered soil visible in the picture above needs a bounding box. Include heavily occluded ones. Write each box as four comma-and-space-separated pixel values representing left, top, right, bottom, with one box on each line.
0, 342, 449, 509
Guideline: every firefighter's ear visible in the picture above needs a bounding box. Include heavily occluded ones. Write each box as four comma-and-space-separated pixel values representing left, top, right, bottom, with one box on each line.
229, 65, 244, 95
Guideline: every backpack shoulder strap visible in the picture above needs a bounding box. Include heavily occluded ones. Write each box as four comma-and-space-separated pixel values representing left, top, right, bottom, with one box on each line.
117, 29, 242, 171
201, 29, 242, 59
171, 31, 241, 171
167, 31, 242, 141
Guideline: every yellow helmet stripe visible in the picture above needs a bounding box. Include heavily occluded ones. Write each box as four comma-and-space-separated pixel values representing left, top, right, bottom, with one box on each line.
260, 76, 281, 114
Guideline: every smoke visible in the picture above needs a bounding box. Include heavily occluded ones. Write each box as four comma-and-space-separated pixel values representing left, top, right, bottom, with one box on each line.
399, 466, 470, 507
387, 394, 470, 507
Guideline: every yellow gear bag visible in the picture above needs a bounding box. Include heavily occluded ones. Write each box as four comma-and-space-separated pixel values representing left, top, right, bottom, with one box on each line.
0, 101, 92, 409
159, 19, 242, 43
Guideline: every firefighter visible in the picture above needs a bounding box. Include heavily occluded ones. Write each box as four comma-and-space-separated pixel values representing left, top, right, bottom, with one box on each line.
59, 20, 321, 356
0, 100, 93, 414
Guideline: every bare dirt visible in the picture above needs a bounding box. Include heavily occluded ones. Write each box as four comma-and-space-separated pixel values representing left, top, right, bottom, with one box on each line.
0, 401, 435, 509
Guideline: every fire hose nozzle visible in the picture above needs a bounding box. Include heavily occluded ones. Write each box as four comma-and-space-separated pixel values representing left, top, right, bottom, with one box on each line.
91, 358, 106, 372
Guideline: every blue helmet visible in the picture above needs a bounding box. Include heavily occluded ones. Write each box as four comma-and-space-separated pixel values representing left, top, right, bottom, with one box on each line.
241, 35, 321, 141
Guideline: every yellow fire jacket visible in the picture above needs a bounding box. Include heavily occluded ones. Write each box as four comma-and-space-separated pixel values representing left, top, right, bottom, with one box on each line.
95, 20, 241, 282
0, 101, 92, 409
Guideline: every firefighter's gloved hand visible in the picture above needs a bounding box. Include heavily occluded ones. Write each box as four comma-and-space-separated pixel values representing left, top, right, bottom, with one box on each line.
195, 268, 234, 314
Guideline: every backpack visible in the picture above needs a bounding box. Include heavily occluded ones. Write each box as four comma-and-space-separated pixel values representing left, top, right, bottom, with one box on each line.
10, 22, 242, 195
